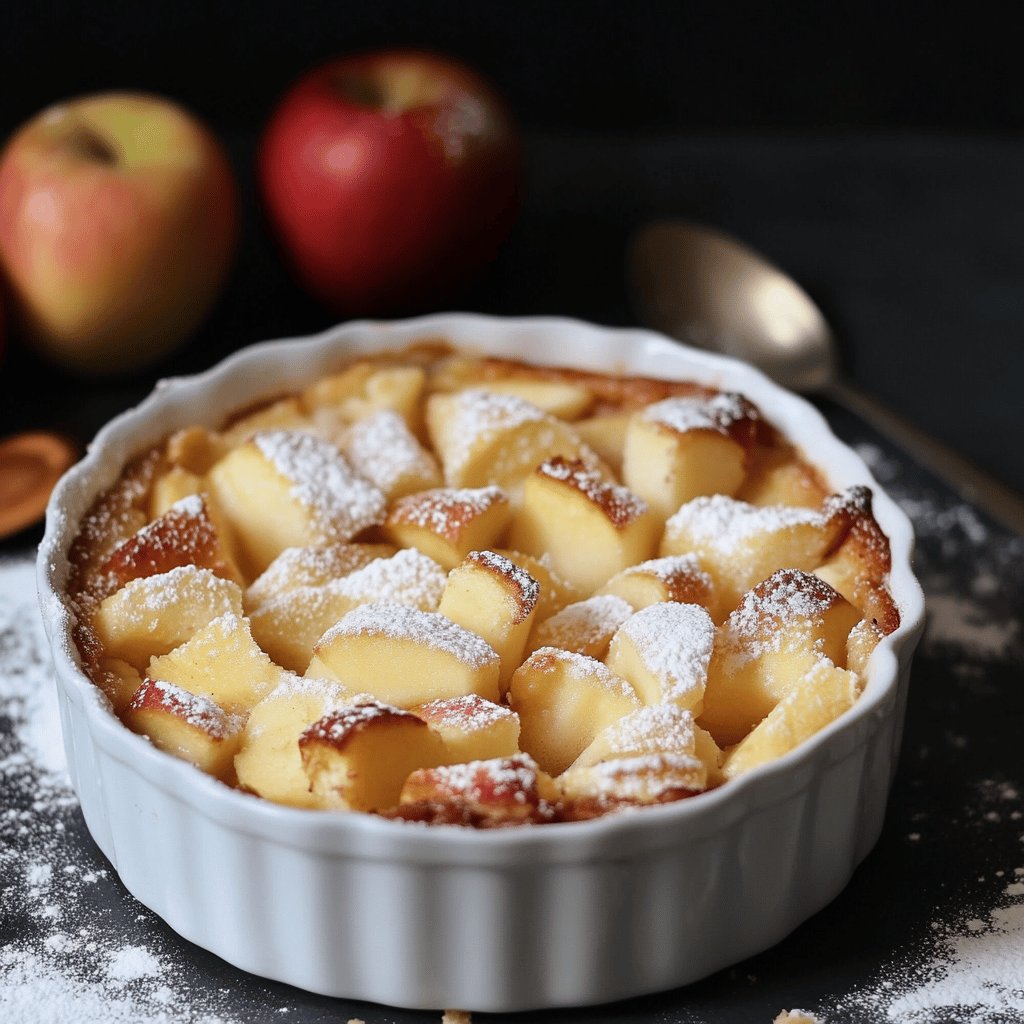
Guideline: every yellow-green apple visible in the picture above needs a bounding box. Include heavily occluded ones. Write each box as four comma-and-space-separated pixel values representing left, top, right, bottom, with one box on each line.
0, 93, 237, 374
259, 50, 521, 314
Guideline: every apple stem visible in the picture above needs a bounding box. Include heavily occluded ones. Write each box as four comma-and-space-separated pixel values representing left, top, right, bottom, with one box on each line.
66, 127, 118, 165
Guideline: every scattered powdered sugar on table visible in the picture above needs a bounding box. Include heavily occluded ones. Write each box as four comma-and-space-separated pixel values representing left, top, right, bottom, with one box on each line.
0, 554, 246, 1023
821, 867, 1024, 1022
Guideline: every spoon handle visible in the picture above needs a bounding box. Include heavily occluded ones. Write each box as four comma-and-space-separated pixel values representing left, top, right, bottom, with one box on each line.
826, 379, 1024, 535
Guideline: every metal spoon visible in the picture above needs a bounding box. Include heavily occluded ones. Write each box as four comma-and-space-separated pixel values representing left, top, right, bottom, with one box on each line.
628, 220, 1024, 535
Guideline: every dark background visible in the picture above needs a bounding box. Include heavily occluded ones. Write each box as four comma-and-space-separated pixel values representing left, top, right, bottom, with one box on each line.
2, 3, 1023, 504
3, 2, 1023, 134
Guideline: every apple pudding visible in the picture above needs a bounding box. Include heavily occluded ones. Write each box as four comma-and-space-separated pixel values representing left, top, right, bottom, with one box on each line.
64, 343, 899, 827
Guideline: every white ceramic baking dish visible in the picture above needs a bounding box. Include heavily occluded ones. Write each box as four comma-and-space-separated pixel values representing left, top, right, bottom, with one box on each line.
37, 314, 924, 1012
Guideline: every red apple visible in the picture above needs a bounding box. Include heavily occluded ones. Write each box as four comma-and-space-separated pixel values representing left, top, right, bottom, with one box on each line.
0, 93, 237, 374
259, 50, 522, 314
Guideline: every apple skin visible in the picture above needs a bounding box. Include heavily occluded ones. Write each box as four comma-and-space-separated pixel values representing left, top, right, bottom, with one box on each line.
259, 50, 522, 314
0, 93, 238, 374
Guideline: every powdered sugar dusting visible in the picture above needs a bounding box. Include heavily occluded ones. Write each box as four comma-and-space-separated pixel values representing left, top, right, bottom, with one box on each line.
329, 548, 446, 610
410, 753, 543, 805
387, 486, 507, 540
531, 594, 634, 656
319, 603, 499, 668
537, 456, 649, 526
104, 564, 241, 621
587, 703, 697, 758
301, 699, 418, 746
254, 429, 386, 541
128, 678, 242, 740
414, 693, 517, 730
612, 603, 715, 705
249, 551, 447, 669
641, 391, 759, 437
465, 550, 540, 620
566, 752, 706, 801
665, 494, 825, 555
526, 647, 638, 700
260, 670, 350, 703
616, 553, 713, 594
245, 543, 390, 608
341, 409, 440, 496
723, 569, 843, 663
823, 869, 1024, 1022
437, 389, 548, 484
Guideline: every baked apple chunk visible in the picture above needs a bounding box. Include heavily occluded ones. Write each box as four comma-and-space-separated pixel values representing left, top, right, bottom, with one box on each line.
426, 388, 591, 492
509, 457, 659, 593
307, 602, 502, 706
207, 429, 386, 576
92, 565, 244, 671
597, 553, 717, 618
570, 703, 699, 768
559, 753, 707, 817
493, 549, 583, 621
437, 550, 540, 687
244, 541, 396, 610
528, 594, 634, 660
248, 547, 447, 672
397, 753, 558, 826
721, 660, 861, 781
660, 492, 848, 615
302, 362, 426, 429
622, 392, 759, 520
99, 493, 242, 593
508, 648, 642, 775
145, 612, 284, 715
234, 674, 358, 808
299, 699, 447, 812
605, 602, 716, 713
124, 677, 243, 782
570, 704, 723, 788
339, 409, 441, 499
383, 486, 511, 570
412, 693, 520, 762
698, 569, 861, 745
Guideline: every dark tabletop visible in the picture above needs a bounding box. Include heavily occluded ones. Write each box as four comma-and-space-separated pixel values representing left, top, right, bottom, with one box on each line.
2, 133, 1024, 1023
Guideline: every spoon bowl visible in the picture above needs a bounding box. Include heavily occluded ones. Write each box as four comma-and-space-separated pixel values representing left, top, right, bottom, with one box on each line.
629, 221, 837, 393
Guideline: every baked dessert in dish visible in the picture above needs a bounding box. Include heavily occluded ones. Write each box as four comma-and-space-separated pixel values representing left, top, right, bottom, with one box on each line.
39, 316, 923, 1010
65, 342, 899, 827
